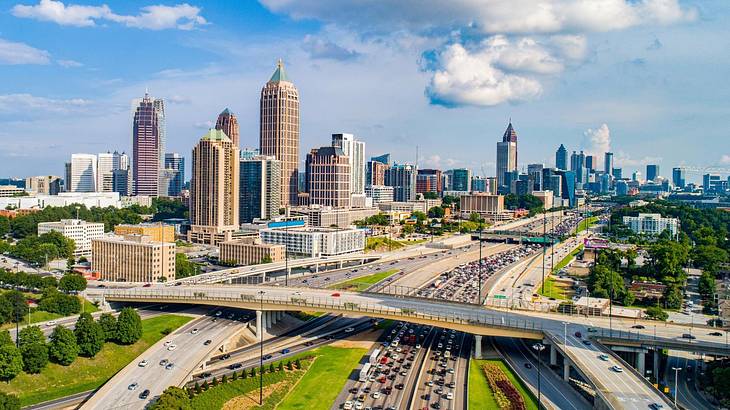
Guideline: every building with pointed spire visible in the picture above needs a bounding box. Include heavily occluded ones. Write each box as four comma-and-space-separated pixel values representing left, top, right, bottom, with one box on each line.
215, 108, 240, 148
556, 144, 568, 170
260, 59, 300, 207
132, 92, 165, 196
496, 121, 518, 189
189, 129, 240, 245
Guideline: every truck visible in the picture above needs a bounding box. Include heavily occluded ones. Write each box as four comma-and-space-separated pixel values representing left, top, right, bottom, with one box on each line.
359, 363, 372, 382
369, 349, 381, 365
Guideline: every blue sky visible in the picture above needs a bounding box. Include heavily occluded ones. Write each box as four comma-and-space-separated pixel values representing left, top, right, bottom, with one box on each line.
1, 0, 729, 183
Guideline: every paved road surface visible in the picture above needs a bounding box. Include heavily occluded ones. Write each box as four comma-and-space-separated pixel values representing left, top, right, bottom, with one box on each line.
665, 352, 714, 410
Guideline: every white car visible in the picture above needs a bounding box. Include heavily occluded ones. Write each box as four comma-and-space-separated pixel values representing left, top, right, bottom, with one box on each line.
163, 340, 173, 347
167, 344, 177, 351
138, 360, 149, 367
191, 328, 199, 335
343, 401, 354, 409
599, 354, 609, 361
46, 321, 57, 327
611, 365, 623, 373
128, 382, 139, 390
354, 402, 364, 410
372, 391, 381, 399
446, 392, 454, 400
345, 327, 355, 333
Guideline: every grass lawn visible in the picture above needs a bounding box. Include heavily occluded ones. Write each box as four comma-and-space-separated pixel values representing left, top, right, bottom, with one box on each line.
289, 311, 325, 322
552, 244, 584, 274
329, 269, 399, 291
365, 237, 404, 252
538, 276, 573, 300
0, 314, 192, 406
471, 359, 538, 410
576, 216, 598, 234
277, 345, 368, 410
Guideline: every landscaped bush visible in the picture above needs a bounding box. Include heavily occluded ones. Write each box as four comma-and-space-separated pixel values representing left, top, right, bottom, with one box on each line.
482, 363, 526, 410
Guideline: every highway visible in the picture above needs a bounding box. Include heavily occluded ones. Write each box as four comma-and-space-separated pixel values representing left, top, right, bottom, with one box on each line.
411, 329, 470, 410
665, 352, 714, 410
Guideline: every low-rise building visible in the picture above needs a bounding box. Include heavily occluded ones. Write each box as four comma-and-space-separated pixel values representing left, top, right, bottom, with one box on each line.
260, 227, 365, 257
365, 185, 394, 205
114, 223, 175, 243
460, 193, 505, 219
290, 206, 378, 228
0, 192, 122, 210
0, 185, 25, 197
629, 281, 666, 303
37, 219, 105, 257
91, 234, 175, 282
219, 237, 285, 266
622, 213, 679, 237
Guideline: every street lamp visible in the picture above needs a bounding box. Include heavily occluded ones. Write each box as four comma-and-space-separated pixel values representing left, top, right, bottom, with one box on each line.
541, 210, 546, 295
258, 290, 266, 405
477, 225, 483, 305
671, 366, 682, 407
562, 322, 569, 346
532, 343, 545, 410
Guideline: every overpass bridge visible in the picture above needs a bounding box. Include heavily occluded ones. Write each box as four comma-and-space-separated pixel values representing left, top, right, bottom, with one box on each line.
99, 284, 728, 409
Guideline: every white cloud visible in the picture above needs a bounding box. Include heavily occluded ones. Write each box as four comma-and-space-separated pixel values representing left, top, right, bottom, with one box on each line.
193, 120, 214, 129
0, 93, 91, 115
12, 0, 207, 30
614, 151, 662, 167
302, 35, 360, 61
260, 0, 695, 35
0, 38, 50, 65
720, 154, 730, 165
581, 123, 611, 156
57, 59, 82, 68
421, 154, 458, 168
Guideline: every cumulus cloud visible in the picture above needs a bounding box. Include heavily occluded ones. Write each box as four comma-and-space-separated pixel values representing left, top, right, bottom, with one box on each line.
260, 0, 696, 35
0, 93, 91, 115
302, 35, 361, 61
0, 38, 50, 65
422, 154, 457, 168
614, 151, 662, 167
57, 59, 82, 68
581, 123, 611, 156
12, 0, 208, 30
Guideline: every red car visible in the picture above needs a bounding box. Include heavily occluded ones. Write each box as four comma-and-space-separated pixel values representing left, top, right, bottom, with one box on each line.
331, 292, 341, 297
143, 283, 152, 287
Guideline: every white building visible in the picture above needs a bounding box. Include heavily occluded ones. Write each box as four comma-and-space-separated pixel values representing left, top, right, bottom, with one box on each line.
37, 219, 105, 257
365, 185, 394, 205
0, 192, 122, 210
332, 133, 365, 195
623, 213, 679, 237
69, 153, 98, 192
0, 185, 25, 197
97, 151, 129, 192
260, 227, 365, 257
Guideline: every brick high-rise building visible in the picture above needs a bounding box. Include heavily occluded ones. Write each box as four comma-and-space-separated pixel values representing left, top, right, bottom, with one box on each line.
132, 92, 165, 196
416, 169, 442, 194
260, 60, 300, 207
215, 108, 239, 148
305, 146, 351, 208
189, 129, 240, 245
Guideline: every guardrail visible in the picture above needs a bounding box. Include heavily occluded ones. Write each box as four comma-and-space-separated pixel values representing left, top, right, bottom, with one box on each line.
103, 289, 544, 336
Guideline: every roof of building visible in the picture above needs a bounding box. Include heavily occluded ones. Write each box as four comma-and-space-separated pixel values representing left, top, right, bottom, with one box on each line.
201, 128, 232, 143
219, 108, 233, 116
502, 121, 518, 142
269, 59, 290, 83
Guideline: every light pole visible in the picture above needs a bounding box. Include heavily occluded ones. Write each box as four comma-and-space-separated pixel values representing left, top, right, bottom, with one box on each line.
532, 343, 545, 409
258, 290, 266, 405
477, 224, 483, 305
562, 321, 569, 346
541, 209, 546, 295
671, 366, 682, 407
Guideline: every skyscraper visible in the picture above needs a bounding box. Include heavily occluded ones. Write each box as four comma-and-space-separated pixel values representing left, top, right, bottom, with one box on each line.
496, 121, 518, 187
672, 167, 686, 189
527, 163, 544, 191
189, 129, 240, 245
604, 152, 614, 176
69, 154, 97, 192
646, 164, 659, 182
332, 133, 365, 195
416, 169, 442, 194
132, 92, 165, 196
260, 60, 300, 207
240, 156, 281, 223
385, 163, 417, 202
215, 108, 239, 148
305, 146, 351, 208
570, 150, 586, 185
164, 153, 185, 196
555, 144, 568, 170
97, 151, 129, 193
451, 168, 472, 192
585, 155, 596, 172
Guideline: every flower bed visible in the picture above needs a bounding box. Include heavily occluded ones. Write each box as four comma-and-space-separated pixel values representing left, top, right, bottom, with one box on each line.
482, 363, 526, 410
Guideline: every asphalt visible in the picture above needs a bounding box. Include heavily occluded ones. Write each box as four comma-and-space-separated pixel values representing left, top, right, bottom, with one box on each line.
665, 352, 714, 410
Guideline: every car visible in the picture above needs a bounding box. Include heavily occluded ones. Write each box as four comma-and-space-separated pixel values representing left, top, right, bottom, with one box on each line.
163, 340, 173, 347
681, 333, 696, 340
139, 389, 150, 399
631, 325, 645, 329
46, 320, 57, 327
197, 372, 212, 379
345, 327, 355, 333
582, 340, 592, 346
204, 339, 212, 345
191, 328, 199, 334
574, 331, 582, 338
215, 311, 222, 316
229, 363, 242, 370
263, 354, 273, 360
159, 359, 169, 366
355, 402, 364, 410
611, 365, 624, 373
446, 392, 453, 400
138, 360, 149, 367
649, 403, 664, 410
599, 354, 609, 361
372, 392, 381, 399
128, 382, 139, 390
343, 401, 353, 410
167, 344, 177, 351
709, 332, 723, 336
331, 292, 341, 297
427, 380, 434, 387
281, 348, 291, 354
142, 283, 152, 287
524, 363, 532, 369
221, 353, 231, 360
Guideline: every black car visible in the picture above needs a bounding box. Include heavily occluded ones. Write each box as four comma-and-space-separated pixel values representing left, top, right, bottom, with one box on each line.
139, 389, 150, 399
204, 339, 212, 345
631, 325, 645, 329
524, 363, 533, 369
681, 333, 696, 340
220, 353, 231, 360
229, 363, 242, 370
263, 354, 273, 360
709, 332, 723, 336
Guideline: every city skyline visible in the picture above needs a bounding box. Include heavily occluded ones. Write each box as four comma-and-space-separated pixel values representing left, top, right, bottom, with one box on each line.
2, 1, 730, 183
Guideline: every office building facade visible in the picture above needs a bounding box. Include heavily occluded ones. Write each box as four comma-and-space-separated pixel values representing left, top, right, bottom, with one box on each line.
25, 176, 61, 195
219, 238, 285, 265
332, 133, 365, 195
672, 167, 686, 190
132, 93, 165, 196
69, 153, 98, 193
385, 163, 417, 202
163, 153, 184, 196
623, 213, 678, 237
305, 146, 351, 208
92, 234, 175, 282
38, 219, 105, 257
215, 108, 239, 148
496, 122, 518, 187
646, 164, 659, 182
240, 155, 282, 223
416, 169, 442, 194
555, 144, 568, 170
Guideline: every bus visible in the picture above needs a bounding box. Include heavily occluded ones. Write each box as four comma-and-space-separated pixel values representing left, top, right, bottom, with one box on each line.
369, 349, 381, 365
359, 363, 371, 382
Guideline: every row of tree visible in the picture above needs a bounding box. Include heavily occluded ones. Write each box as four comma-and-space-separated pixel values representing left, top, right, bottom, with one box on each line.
0, 269, 86, 293
0, 308, 142, 382
2, 231, 76, 266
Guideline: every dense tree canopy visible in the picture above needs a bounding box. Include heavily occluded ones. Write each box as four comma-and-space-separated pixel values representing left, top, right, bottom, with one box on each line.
74, 312, 104, 357
20, 341, 48, 374
151, 198, 188, 221
98, 313, 117, 342
59, 274, 87, 293
150, 386, 193, 410
175, 253, 201, 279
116, 308, 142, 345
0, 345, 22, 382
0, 391, 20, 410
49, 325, 79, 366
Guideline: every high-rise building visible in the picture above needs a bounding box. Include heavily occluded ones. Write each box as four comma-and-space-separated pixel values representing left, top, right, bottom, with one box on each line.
366, 158, 389, 187
646, 164, 659, 182
604, 152, 614, 176
527, 163, 544, 191
97, 151, 130, 193
703, 174, 725, 194
260, 60, 300, 207
496, 122, 518, 187
450, 168, 472, 192
132, 92, 165, 196
239, 155, 281, 223
385, 163, 417, 202
554, 170, 576, 207
332, 133, 365, 195
305, 146, 351, 208
163, 153, 185, 196
189, 129, 240, 245
69, 154, 97, 192
613, 168, 623, 179
112, 169, 131, 196
416, 169, 442, 194
616, 180, 629, 196
215, 108, 239, 148
570, 151, 586, 185
672, 167, 686, 190
555, 144, 568, 170
585, 155, 596, 172
25, 176, 61, 195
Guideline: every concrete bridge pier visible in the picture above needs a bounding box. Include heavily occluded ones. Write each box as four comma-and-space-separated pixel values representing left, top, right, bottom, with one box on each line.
636, 350, 646, 376
474, 335, 482, 358
563, 360, 571, 381
653, 349, 660, 379
549, 343, 557, 366
256, 310, 263, 341
270, 311, 278, 326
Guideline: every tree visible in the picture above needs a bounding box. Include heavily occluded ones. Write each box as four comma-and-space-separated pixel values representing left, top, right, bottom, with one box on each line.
20, 342, 48, 373
693, 245, 728, 274
67, 257, 76, 272
278, 361, 284, 372
0, 298, 12, 324
74, 312, 104, 357
38, 288, 81, 316
428, 206, 445, 219
0, 330, 13, 347
698, 271, 717, 301
59, 274, 87, 293
0, 216, 10, 237
150, 386, 192, 410
645, 306, 668, 321
261, 255, 273, 264
269, 363, 275, 373
0, 345, 23, 381
116, 307, 142, 344
662, 284, 683, 310
422, 192, 439, 200
18, 326, 45, 349
3, 291, 27, 323
97, 313, 117, 341
295, 358, 301, 369
175, 253, 201, 279
0, 391, 20, 410
49, 325, 79, 365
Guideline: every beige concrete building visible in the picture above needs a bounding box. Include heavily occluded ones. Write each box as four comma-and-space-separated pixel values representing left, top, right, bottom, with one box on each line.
189, 129, 240, 245
219, 237, 285, 266
460, 194, 505, 219
215, 108, 239, 148
114, 223, 175, 243
532, 190, 554, 210
37, 219, 105, 257
91, 234, 175, 283
260, 60, 300, 206
25, 176, 61, 195
305, 146, 351, 208
0, 185, 25, 197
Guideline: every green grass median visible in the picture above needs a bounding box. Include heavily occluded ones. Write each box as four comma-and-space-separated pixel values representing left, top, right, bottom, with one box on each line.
329, 269, 399, 291
469, 359, 538, 410
0, 314, 192, 406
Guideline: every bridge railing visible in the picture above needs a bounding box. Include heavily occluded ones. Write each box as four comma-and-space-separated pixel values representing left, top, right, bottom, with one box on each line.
103, 289, 544, 334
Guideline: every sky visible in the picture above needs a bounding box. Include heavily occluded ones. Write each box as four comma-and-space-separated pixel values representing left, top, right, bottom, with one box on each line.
1, 0, 729, 183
